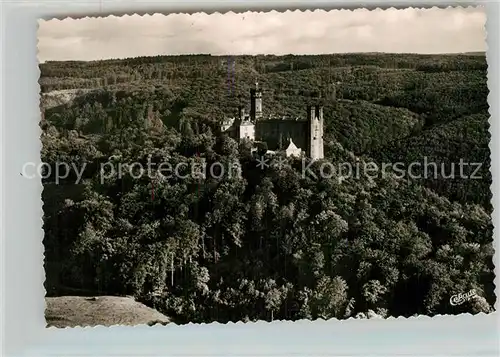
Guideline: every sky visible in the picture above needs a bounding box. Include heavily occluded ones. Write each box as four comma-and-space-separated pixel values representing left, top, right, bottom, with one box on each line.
38, 7, 487, 62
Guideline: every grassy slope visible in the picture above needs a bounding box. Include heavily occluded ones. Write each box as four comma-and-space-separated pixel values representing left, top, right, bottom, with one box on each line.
45, 296, 170, 327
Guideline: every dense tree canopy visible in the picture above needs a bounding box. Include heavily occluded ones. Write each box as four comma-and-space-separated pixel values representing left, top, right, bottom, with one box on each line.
41, 53, 494, 323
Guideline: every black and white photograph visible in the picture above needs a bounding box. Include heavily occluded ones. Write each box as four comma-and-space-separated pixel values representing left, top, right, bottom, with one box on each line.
37, 7, 495, 328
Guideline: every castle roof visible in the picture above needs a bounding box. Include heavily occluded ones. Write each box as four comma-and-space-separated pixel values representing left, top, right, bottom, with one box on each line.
286, 138, 299, 151
240, 114, 253, 126
222, 117, 235, 125
285, 138, 302, 157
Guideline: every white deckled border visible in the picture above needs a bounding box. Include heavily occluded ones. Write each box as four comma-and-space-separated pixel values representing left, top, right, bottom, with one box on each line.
1, 1, 498, 356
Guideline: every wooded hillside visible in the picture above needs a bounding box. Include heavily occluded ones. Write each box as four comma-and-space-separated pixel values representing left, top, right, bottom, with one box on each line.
40, 53, 494, 324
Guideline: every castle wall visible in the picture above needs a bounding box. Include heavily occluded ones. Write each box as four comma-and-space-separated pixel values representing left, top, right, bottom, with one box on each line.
306, 105, 324, 160
255, 120, 308, 151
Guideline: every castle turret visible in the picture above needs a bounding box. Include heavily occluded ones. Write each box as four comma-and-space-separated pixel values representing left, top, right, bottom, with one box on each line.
250, 82, 263, 121
315, 105, 324, 159
238, 103, 255, 141
307, 105, 324, 160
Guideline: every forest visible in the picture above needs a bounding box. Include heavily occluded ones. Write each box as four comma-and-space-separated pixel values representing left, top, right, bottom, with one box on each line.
40, 53, 494, 323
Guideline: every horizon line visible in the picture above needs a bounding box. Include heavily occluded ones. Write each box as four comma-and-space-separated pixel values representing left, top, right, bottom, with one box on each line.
39, 51, 486, 64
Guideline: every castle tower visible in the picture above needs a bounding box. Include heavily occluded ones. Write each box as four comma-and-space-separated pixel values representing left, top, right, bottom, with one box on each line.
316, 105, 324, 159
250, 82, 263, 121
307, 105, 324, 160
237, 104, 255, 141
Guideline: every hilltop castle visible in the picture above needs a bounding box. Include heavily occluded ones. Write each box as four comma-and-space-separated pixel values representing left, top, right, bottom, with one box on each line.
221, 83, 324, 160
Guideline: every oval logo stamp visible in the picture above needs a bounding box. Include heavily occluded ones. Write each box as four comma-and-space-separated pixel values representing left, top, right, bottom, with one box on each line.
450, 289, 478, 306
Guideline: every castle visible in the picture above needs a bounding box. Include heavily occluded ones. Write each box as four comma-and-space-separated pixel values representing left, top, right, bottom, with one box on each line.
221, 83, 324, 160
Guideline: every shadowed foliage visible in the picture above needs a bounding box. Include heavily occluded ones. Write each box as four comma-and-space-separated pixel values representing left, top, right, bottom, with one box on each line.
41, 53, 494, 324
